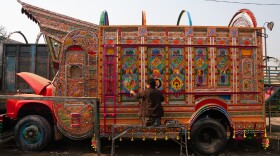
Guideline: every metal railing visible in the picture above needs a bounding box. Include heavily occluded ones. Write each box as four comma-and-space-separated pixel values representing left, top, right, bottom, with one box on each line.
264, 66, 280, 86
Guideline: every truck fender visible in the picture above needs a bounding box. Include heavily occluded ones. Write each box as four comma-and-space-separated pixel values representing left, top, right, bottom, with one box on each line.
189, 98, 233, 127
10, 100, 56, 123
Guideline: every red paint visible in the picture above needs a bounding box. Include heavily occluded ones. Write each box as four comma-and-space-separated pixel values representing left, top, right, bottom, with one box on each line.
107, 40, 114, 44
173, 40, 180, 44
244, 40, 250, 45
88, 51, 97, 55
126, 40, 133, 44
6, 97, 55, 121
16, 72, 51, 95
152, 40, 160, 44
219, 40, 225, 44
67, 46, 83, 51
228, 9, 257, 27
197, 40, 203, 45
195, 98, 228, 111
5, 73, 56, 122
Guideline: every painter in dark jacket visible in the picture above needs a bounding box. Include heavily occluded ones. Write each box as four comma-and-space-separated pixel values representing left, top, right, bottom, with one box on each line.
130, 78, 164, 126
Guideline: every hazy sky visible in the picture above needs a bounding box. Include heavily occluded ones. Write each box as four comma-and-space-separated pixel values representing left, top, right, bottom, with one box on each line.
1, 0, 279, 60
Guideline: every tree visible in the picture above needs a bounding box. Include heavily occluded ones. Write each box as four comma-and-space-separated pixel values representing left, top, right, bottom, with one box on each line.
0, 25, 7, 39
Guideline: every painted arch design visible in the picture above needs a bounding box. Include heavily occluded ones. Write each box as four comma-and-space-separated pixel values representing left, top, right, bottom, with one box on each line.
228, 9, 257, 27
177, 10, 192, 26
190, 98, 233, 126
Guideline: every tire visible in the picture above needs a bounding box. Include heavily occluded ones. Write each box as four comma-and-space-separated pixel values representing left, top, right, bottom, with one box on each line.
14, 115, 52, 151
190, 118, 227, 155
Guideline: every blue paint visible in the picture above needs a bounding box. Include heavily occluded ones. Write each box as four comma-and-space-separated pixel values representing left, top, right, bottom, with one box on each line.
6, 57, 16, 91
20, 123, 42, 145
31, 45, 36, 73
219, 95, 231, 100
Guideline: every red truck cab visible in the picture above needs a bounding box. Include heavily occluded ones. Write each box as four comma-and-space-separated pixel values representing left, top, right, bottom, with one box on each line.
3, 72, 57, 151
6, 72, 54, 119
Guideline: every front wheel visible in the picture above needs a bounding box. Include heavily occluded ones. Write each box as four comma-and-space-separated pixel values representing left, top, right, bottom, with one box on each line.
14, 115, 52, 151
190, 118, 227, 155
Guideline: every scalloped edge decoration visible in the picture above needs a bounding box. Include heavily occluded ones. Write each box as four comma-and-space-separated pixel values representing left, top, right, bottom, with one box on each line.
228, 9, 257, 27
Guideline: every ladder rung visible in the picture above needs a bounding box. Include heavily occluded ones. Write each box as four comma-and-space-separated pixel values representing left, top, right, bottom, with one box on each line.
104, 113, 115, 117
104, 97, 116, 98
104, 94, 117, 97
105, 78, 115, 81
105, 62, 114, 64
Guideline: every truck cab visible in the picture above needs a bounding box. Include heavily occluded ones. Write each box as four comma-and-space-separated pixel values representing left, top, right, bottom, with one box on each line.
4, 72, 55, 151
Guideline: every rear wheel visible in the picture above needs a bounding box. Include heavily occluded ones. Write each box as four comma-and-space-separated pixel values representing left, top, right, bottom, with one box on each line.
190, 118, 227, 155
14, 115, 52, 151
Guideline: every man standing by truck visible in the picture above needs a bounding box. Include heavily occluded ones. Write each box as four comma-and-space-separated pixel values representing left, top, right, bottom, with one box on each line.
130, 78, 164, 127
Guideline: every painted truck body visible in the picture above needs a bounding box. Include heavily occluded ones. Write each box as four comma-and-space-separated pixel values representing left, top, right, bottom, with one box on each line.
1, 1, 267, 155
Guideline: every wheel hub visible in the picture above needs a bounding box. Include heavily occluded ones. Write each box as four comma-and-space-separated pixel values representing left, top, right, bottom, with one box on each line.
202, 132, 210, 142
23, 125, 39, 143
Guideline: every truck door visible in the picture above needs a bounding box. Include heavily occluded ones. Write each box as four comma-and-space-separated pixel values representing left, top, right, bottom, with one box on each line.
65, 47, 86, 97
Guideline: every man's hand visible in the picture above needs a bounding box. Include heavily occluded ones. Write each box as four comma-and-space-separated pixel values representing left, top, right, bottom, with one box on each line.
130, 90, 136, 95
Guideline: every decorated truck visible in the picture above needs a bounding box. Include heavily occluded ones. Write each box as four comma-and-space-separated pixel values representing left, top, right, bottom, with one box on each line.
0, 0, 268, 155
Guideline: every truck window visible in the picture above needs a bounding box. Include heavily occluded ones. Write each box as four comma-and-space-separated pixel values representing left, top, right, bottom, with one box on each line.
70, 65, 82, 78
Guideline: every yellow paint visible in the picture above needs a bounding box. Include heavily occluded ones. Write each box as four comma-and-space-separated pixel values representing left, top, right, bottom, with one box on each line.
241, 49, 252, 56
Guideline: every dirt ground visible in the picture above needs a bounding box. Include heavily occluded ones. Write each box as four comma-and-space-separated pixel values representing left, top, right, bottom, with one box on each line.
1, 118, 280, 156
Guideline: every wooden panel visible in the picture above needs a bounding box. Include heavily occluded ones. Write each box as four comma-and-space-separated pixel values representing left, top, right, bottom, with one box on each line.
18, 46, 31, 92
5, 57, 16, 91
2, 44, 53, 93
36, 45, 49, 79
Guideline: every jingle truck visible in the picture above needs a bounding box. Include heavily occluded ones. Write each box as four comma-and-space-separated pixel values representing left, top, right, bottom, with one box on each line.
0, 1, 267, 155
